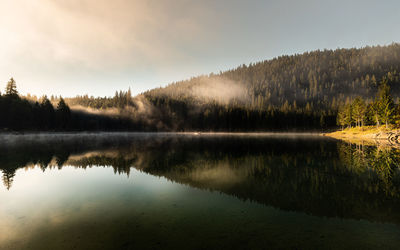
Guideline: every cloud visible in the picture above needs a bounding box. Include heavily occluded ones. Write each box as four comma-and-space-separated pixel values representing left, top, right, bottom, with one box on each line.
0, 0, 228, 97
0, 0, 220, 71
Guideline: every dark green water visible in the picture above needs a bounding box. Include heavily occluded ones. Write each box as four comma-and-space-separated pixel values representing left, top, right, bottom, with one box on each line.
1, 133, 400, 249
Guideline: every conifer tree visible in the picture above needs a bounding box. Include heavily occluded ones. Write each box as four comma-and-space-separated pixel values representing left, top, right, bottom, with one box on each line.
352, 97, 366, 127
337, 106, 347, 130
377, 79, 395, 128
370, 99, 381, 128
345, 104, 354, 128
5, 78, 18, 96
40, 96, 56, 129
56, 98, 71, 129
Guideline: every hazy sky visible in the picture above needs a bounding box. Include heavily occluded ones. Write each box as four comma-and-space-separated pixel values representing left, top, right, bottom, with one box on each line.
1, 0, 399, 97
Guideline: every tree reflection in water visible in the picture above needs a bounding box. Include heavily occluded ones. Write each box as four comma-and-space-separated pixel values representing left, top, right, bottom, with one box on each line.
1, 134, 400, 224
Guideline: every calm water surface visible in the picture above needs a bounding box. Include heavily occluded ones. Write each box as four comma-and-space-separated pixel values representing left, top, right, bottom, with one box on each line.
1, 133, 400, 249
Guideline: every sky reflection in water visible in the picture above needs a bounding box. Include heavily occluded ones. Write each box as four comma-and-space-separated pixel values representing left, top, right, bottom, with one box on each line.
1, 133, 400, 249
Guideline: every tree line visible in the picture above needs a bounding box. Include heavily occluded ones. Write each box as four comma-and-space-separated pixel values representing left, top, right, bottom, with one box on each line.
0, 78, 143, 131
0, 78, 72, 130
3, 44, 400, 131
70, 43, 400, 131
337, 78, 397, 129
65, 89, 133, 109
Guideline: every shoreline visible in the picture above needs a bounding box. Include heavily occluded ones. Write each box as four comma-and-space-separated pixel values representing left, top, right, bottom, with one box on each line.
0, 131, 324, 137
322, 126, 400, 146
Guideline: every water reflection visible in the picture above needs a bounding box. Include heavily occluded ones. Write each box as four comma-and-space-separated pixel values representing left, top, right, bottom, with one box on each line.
1, 133, 400, 225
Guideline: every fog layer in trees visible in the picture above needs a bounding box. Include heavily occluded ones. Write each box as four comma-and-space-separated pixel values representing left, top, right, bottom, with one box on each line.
3, 44, 400, 131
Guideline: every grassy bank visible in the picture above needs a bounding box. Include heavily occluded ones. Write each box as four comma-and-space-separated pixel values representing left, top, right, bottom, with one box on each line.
323, 126, 400, 142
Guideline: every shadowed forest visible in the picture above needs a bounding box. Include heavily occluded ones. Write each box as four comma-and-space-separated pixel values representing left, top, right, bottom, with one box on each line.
2, 44, 400, 131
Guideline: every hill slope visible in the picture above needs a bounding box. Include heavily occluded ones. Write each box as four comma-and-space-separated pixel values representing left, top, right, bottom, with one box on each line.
66, 44, 400, 131
147, 44, 400, 108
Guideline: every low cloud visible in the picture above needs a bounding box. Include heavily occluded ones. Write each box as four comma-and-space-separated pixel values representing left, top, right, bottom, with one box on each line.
189, 76, 249, 104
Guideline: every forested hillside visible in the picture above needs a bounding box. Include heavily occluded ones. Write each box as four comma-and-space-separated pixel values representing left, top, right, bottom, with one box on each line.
60, 44, 400, 131
141, 44, 400, 130
3, 44, 400, 131
149, 44, 400, 106
138, 44, 400, 130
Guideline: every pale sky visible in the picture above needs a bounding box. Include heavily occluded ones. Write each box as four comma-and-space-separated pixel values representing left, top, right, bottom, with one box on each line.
0, 0, 399, 97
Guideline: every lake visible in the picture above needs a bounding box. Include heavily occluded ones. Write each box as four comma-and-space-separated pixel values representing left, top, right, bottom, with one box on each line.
1, 133, 400, 249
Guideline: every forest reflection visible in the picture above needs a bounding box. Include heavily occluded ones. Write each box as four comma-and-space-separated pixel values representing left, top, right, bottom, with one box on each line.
1, 134, 400, 224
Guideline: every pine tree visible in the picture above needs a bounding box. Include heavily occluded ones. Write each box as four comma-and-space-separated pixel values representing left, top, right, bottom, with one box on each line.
5, 78, 18, 96
344, 104, 353, 128
40, 96, 56, 129
352, 97, 366, 127
377, 79, 395, 128
56, 98, 71, 129
337, 106, 347, 130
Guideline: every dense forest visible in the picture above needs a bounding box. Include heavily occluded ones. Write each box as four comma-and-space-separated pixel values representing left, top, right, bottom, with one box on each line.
0, 78, 142, 131
142, 44, 400, 131
2, 44, 400, 131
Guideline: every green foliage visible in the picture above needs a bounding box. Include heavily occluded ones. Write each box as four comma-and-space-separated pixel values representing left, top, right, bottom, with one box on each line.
369, 100, 381, 127
5, 44, 400, 131
337, 106, 346, 129
377, 79, 395, 128
146, 44, 400, 112
337, 78, 398, 128
352, 97, 366, 127
65, 44, 400, 131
